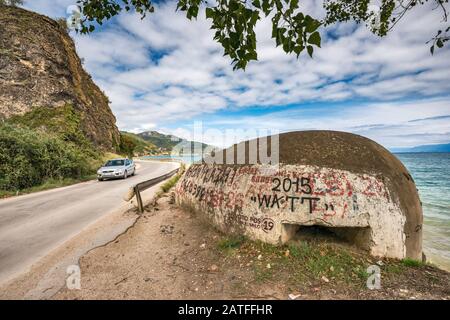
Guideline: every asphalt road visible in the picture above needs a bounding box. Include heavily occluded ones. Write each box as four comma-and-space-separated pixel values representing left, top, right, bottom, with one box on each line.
0, 160, 179, 284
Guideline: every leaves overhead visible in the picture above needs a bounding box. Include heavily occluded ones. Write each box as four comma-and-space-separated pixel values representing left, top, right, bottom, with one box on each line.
73, 0, 450, 70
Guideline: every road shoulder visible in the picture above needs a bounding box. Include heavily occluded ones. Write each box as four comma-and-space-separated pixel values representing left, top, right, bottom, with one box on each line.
0, 179, 166, 299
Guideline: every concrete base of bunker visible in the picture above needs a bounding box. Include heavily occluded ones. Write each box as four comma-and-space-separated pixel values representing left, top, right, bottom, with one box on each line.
281, 223, 372, 251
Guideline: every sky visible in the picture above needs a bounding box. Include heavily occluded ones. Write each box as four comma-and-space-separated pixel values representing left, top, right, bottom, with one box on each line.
23, 0, 450, 148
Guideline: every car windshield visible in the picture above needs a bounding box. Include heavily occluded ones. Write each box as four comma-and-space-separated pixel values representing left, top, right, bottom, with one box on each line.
104, 160, 125, 167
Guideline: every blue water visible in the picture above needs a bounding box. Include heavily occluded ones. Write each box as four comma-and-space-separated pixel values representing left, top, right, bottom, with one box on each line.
143, 153, 450, 270
141, 155, 201, 163
396, 153, 450, 271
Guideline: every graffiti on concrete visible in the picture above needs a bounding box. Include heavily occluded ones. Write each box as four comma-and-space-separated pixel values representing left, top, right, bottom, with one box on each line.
176, 163, 409, 258
176, 164, 390, 222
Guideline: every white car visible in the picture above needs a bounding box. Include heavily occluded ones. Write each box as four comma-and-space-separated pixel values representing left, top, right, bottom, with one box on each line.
97, 158, 135, 181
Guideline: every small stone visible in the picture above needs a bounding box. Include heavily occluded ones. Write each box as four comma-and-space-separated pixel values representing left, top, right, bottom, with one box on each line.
376, 260, 384, 267
330, 266, 334, 272
266, 263, 271, 269
400, 289, 409, 294
321, 276, 330, 283
195, 288, 199, 292
200, 243, 206, 249
285, 250, 290, 257
288, 293, 301, 300
209, 264, 219, 272
257, 254, 263, 260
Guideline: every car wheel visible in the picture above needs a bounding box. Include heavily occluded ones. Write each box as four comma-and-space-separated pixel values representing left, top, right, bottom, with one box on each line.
132, 169, 135, 176
123, 171, 128, 179
98, 178, 103, 181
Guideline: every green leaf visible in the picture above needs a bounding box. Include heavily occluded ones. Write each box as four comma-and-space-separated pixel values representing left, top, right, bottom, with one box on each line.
245, 51, 258, 61
307, 31, 321, 47
252, 0, 261, 9
290, 0, 299, 11
304, 15, 321, 33
205, 7, 214, 19
307, 45, 314, 58
293, 45, 304, 58
187, 5, 199, 19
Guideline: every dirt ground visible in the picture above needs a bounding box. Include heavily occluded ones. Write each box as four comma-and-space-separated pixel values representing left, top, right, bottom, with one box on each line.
53, 194, 449, 300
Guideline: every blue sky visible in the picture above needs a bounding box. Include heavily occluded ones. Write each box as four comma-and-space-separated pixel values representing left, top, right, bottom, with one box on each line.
24, 0, 450, 148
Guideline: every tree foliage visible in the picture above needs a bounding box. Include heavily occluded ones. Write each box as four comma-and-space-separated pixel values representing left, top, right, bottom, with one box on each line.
119, 133, 138, 158
72, 0, 449, 70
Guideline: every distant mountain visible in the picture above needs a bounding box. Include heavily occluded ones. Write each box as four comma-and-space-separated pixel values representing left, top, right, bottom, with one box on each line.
392, 143, 450, 153
137, 131, 210, 155
119, 131, 157, 156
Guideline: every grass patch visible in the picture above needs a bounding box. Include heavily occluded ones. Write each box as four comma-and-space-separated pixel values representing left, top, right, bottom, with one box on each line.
214, 235, 437, 291
401, 258, 425, 268
253, 264, 275, 283
384, 263, 404, 274
160, 163, 186, 193
215, 236, 373, 287
287, 242, 369, 284
161, 174, 181, 193
217, 235, 246, 251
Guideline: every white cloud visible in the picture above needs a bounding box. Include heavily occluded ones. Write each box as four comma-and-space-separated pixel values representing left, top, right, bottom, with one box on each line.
24, 0, 450, 147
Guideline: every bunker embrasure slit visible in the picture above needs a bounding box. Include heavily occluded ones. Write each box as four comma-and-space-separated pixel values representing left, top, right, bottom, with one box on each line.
283, 224, 372, 251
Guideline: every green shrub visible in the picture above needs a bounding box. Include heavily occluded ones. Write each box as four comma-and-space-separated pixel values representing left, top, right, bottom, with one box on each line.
0, 124, 95, 191
8, 104, 93, 151
119, 131, 156, 157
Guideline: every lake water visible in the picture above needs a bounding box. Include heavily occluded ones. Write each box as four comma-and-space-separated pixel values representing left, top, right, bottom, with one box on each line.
141, 155, 201, 163
143, 153, 450, 271
396, 153, 450, 271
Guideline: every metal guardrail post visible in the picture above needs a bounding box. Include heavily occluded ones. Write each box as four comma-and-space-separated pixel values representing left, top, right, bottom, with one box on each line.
135, 185, 144, 214
131, 168, 179, 214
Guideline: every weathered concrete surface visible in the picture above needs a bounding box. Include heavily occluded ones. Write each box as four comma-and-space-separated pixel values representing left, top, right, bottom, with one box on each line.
175, 131, 423, 260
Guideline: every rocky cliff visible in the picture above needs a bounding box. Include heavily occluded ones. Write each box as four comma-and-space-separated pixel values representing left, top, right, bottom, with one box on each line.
0, 5, 120, 151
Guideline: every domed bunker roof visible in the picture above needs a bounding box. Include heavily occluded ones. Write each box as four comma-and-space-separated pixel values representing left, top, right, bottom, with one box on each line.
189, 131, 423, 259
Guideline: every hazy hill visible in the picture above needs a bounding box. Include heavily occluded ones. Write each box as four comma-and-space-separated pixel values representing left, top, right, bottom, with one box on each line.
392, 143, 450, 153
119, 131, 157, 156
137, 131, 210, 155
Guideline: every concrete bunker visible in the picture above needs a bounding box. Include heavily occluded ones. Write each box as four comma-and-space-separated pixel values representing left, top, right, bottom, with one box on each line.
175, 131, 423, 260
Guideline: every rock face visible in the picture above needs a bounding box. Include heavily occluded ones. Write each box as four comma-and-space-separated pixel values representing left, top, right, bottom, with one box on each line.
0, 6, 120, 150
175, 131, 423, 260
